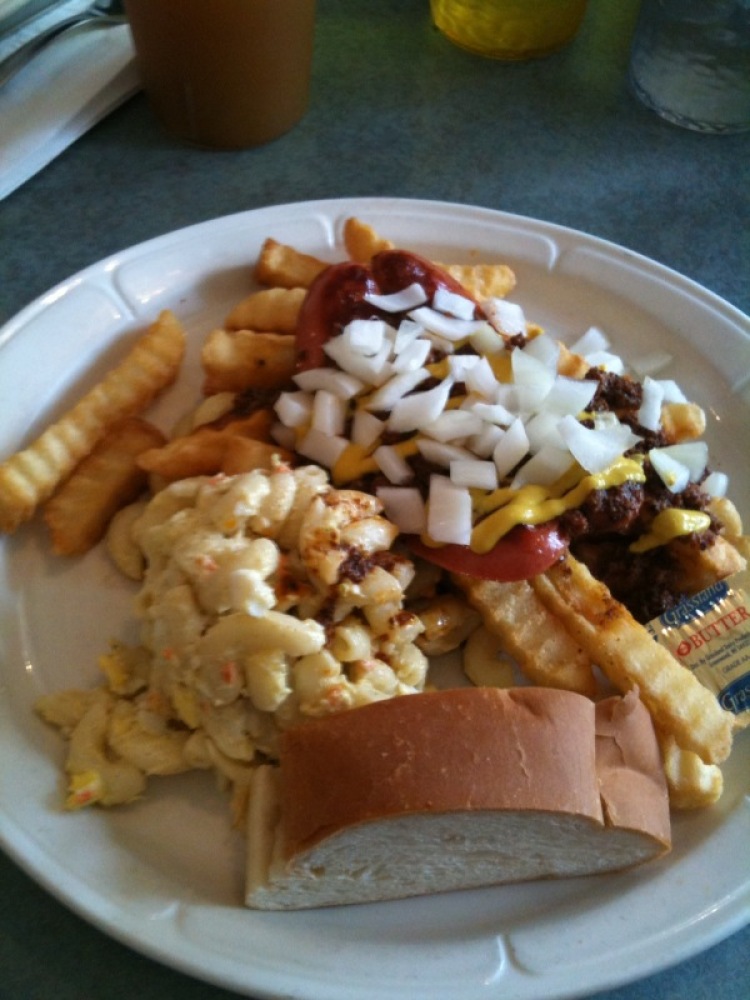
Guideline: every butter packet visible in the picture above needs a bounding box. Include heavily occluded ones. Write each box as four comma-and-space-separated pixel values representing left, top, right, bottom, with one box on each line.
646, 569, 749, 728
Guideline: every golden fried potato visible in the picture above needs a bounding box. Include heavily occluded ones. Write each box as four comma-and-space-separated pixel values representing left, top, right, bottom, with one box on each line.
43, 417, 166, 556
456, 574, 597, 697
221, 436, 293, 475
670, 535, 746, 594
661, 402, 706, 443
0, 310, 185, 533
225, 287, 306, 334
556, 342, 591, 379
413, 594, 481, 656
201, 329, 296, 395
657, 731, 724, 809
343, 217, 394, 263
531, 553, 735, 765
137, 411, 290, 483
254, 237, 327, 288
438, 262, 516, 300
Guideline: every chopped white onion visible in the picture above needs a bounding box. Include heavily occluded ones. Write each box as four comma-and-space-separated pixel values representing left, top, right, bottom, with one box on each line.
364, 282, 428, 312
324, 334, 392, 385
514, 382, 555, 416
511, 349, 557, 397
468, 422, 504, 459
274, 390, 313, 428
387, 378, 454, 434
592, 411, 620, 431
464, 356, 499, 399
650, 441, 708, 483
376, 486, 426, 534
492, 417, 530, 479
522, 333, 560, 370
637, 376, 665, 432
484, 298, 526, 336
544, 376, 597, 416
409, 305, 485, 342
422, 409, 483, 442
649, 450, 690, 494
450, 459, 499, 490
297, 428, 348, 469
512, 444, 574, 488
427, 475, 472, 545
343, 318, 389, 355
525, 410, 566, 454
569, 326, 610, 356
421, 329, 457, 355
470, 324, 507, 356
433, 286, 477, 320
558, 414, 640, 474
391, 337, 431, 373
447, 354, 481, 381
373, 445, 413, 485
584, 351, 625, 375
365, 367, 430, 411
351, 410, 385, 449
702, 470, 728, 498
417, 437, 474, 468
294, 367, 364, 399
464, 399, 514, 427
493, 383, 523, 416
392, 318, 423, 353
312, 389, 347, 437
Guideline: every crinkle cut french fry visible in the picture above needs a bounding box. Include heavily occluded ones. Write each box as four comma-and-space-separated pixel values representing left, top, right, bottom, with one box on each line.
0, 310, 185, 533
531, 553, 735, 765
43, 417, 166, 556
225, 287, 306, 334
254, 238, 327, 289
669, 535, 746, 595
201, 329, 297, 395
455, 574, 597, 698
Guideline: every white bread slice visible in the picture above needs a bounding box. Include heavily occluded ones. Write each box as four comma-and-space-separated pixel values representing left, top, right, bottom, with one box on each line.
246, 687, 671, 910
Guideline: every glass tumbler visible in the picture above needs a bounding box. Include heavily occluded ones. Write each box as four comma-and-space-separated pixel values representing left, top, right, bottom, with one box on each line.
124, 0, 317, 149
429, 0, 588, 60
628, 0, 750, 133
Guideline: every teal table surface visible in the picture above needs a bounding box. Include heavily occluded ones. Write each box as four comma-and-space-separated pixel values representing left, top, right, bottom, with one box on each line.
0, 1, 748, 998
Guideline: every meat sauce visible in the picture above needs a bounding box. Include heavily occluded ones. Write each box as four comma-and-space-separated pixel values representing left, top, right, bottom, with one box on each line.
248, 250, 721, 620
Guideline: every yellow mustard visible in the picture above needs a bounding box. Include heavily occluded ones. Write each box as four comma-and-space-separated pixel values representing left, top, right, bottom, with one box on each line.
629, 508, 712, 553
469, 456, 646, 553
332, 438, 419, 485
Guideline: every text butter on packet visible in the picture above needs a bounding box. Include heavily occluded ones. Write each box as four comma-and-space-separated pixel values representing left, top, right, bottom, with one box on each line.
646, 568, 750, 728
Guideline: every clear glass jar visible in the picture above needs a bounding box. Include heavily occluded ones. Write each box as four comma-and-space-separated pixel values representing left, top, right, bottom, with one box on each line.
628, 0, 750, 133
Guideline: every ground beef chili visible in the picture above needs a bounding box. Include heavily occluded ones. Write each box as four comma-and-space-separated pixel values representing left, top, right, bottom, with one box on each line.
558, 463, 718, 622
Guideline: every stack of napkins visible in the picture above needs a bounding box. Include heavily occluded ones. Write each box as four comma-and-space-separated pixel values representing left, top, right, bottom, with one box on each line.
0, 0, 139, 200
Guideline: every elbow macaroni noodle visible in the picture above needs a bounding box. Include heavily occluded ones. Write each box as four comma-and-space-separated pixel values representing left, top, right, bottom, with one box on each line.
36, 462, 429, 813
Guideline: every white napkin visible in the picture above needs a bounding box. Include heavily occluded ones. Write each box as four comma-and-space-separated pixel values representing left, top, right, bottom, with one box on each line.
0, 0, 139, 201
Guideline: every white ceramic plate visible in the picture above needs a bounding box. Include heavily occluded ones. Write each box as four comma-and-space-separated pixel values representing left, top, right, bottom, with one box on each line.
1, 198, 748, 1000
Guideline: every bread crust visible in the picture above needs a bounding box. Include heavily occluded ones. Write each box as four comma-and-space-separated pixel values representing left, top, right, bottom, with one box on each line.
280, 687, 604, 859
247, 687, 672, 909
